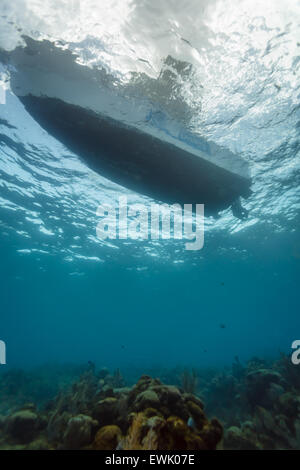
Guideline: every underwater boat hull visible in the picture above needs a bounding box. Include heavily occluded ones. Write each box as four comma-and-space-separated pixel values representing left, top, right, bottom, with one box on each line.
19, 94, 251, 215
8, 36, 252, 215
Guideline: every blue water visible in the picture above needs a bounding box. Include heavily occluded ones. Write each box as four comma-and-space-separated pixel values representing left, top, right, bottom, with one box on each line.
0, 0, 299, 375
1, 246, 299, 370
1, 137, 299, 370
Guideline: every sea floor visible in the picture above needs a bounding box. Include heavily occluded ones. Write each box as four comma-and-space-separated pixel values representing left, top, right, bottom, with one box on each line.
0, 353, 299, 450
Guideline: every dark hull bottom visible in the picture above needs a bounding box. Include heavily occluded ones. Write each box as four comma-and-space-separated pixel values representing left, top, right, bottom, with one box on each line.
20, 95, 252, 215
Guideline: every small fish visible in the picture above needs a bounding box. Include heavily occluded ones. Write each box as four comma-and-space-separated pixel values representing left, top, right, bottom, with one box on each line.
187, 416, 196, 430
220, 323, 226, 329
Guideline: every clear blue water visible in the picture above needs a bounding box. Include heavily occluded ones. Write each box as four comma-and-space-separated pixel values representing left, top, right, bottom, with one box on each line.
0, 0, 299, 374
1, 221, 300, 369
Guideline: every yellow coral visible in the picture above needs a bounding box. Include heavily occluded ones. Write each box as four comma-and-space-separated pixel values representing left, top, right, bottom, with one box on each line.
93, 425, 122, 450
121, 412, 162, 450
121, 413, 146, 450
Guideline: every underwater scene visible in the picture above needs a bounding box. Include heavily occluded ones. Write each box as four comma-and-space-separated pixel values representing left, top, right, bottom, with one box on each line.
0, 0, 300, 452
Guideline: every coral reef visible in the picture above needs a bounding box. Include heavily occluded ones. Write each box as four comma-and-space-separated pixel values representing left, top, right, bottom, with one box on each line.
180, 369, 198, 394
0, 372, 222, 450
116, 376, 222, 450
0, 353, 299, 450
0, 364, 88, 415
202, 355, 300, 449
62, 414, 98, 450
93, 425, 122, 450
